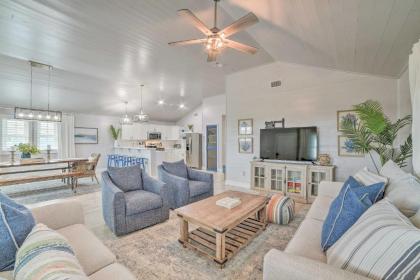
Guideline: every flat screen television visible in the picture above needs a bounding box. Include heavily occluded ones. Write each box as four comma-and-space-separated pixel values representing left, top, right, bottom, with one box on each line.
260, 127, 318, 161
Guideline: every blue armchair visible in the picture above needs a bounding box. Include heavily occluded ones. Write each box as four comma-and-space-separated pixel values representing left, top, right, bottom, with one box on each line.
101, 165, 170, 236
157, 160, 214, 209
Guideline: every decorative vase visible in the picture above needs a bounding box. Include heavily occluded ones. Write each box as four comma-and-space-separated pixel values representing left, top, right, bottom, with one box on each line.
114, 140, 119, 148
318, 154, 331, 166
21, 152, 31, 159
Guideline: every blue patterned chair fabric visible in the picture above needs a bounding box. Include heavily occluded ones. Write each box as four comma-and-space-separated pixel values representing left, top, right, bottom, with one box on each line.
101, 166, 170, 236
157, 160, 214, 209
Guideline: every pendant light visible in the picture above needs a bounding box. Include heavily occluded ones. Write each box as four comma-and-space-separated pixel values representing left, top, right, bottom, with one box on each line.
120, 101, 133, 125
134, 84, 149, 122
15, 61, 62, 122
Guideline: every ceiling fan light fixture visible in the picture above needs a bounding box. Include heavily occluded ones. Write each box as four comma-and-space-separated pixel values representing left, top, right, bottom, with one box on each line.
168, 0, 259, 62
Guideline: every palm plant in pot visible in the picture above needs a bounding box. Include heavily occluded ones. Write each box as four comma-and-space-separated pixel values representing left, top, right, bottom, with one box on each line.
340, 100, 412, 172
110, 125, 121, 147
17, 143, 40, 158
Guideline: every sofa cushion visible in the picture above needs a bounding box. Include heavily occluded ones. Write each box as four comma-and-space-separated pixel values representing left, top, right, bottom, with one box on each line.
125, 190, 163, 216
57, 224, 116, 276
14, 224, 88, 280
305, 195, 334, 222
162, 160, 188, 179
89, 263, 136, 280
0, 192, 35, 271
285, 218, 327, 263
327, 199, 420, 280
189, 180, 211, 198
321, 183, 372, 251
108, 165, 142, 192
354, 167, 388, 186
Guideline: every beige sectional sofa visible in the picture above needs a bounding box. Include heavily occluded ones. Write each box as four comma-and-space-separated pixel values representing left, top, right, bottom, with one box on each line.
263, 181, 371, 280
0, 200, 136, 280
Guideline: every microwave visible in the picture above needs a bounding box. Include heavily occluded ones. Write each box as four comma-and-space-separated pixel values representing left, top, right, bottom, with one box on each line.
148, 132, 161, 140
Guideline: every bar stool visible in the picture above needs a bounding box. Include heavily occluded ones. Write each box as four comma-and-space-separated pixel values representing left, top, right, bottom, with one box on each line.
107, 154, 117, 167
117, 155, 126, 167
138, 158, 148, 171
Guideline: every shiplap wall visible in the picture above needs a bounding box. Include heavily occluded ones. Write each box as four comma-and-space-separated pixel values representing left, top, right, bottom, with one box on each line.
225, 61, 409, 187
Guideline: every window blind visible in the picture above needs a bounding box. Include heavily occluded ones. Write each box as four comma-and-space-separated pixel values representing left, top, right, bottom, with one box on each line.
1, 119, 30, 151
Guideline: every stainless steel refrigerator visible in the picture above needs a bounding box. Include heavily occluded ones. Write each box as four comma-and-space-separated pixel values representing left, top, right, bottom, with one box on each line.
185, 133, 202, 169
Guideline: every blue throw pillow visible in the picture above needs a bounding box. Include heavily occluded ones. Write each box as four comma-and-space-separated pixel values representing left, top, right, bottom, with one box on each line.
0, 192, 35, 271
321, 183, 372, 251
345, 176, 385, 203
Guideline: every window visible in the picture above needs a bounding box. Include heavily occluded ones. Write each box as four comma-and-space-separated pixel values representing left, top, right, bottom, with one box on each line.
1, 119, 59, 152
37, 121, 58, 150
1, 119, 30, 151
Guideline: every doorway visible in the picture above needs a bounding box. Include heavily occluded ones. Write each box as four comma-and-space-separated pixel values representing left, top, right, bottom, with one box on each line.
206, 125, 217, 171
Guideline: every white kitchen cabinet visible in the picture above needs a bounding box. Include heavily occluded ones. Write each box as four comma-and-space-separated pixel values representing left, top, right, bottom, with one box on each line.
121, 124, 134, 140
121, 124, 182, 140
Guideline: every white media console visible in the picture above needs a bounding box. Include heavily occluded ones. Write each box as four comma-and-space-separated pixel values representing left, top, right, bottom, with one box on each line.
251, 160, 335, 203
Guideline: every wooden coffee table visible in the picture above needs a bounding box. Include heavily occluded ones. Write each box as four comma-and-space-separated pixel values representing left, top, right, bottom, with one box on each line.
175, 191, 269, 267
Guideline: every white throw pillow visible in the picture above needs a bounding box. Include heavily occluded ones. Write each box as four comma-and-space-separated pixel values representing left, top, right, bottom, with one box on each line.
379, 160, 420, 227
327, 199, 420, 280
14, 224, 88, 280
354, 167, 388, 186
380, 160, 407, 181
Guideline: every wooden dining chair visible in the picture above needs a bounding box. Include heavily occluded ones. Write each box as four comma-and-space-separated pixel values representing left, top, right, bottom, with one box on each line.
71, 153, 101, 192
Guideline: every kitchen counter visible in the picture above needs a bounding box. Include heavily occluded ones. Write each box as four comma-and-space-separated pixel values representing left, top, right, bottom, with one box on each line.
113, 146, 185, 176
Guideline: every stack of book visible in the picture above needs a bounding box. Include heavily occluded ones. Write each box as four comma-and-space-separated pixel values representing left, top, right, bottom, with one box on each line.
216, 197, 241, 209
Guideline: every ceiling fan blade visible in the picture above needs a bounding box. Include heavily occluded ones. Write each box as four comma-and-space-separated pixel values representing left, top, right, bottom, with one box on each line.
178, 9, 213, 36
219, 12, 258, 38
207, 51, 217, 62
225, 39, 258, 54
168, 38, 207, 46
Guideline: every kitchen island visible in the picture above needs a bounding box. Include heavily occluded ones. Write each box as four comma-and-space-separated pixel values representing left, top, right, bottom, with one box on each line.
113, 146, 185, 176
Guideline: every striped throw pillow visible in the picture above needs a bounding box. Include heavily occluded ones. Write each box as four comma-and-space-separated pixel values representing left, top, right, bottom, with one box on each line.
354, 167, 388, 186
327, 199, 420, 280
266, 194, 295, 225
14, 223, 88, 280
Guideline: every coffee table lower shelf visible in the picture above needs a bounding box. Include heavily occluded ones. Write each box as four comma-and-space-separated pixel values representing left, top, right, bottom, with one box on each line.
179, 217, 266, 267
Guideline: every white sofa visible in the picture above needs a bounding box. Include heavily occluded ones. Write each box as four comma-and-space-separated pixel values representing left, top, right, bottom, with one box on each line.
0, 200, 136, 280
263, 181, 371, 280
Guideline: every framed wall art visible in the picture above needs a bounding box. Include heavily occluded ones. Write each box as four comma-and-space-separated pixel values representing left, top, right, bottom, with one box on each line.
338, 135, 363, 157
75, 127, 98, 144
238, 119, 253, 135
337, 110, 359, 131
238, 137, 253, 153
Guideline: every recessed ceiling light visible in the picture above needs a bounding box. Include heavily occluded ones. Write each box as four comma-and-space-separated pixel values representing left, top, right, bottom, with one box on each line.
179, 103, 185, 109
158, 99, 164, 105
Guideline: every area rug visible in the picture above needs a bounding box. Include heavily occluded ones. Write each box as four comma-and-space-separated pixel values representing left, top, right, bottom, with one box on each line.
2, 179, 100, 205
105, 204, 310, 280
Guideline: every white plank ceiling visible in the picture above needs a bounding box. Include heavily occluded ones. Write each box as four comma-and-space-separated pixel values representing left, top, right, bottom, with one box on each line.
221, 0, 420, 77
0, 0, 273, 121
0, 0, 420, 121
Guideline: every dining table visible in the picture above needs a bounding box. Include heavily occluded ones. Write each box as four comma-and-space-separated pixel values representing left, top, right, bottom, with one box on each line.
0, 158, 90, 189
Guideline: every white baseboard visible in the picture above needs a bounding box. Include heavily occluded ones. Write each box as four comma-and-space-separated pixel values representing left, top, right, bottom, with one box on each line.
224, 180, 250, 189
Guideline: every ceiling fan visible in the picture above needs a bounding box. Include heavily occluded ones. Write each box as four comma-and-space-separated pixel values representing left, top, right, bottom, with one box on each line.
168, 0, 259, 62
